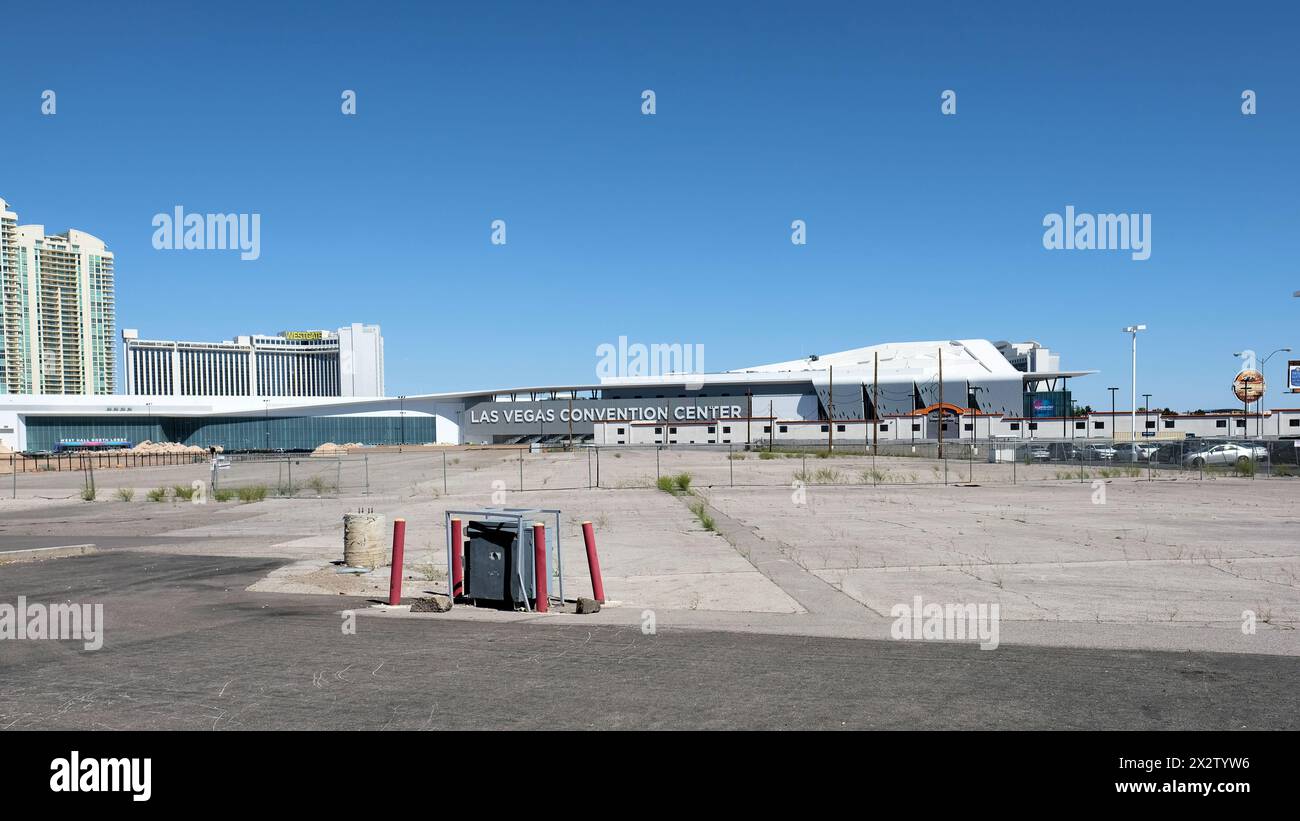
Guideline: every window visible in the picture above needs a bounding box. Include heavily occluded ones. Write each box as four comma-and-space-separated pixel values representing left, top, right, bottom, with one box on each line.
1075, 421, 1085, 430
617, 427, 625, 435
911, 423, 921, 432
820, 425, 828, 432
879, 424, 888, 432
669, 427, 677, 434
1216, 420, 1227, 428
779, 425, 788, 433
836, 424, 845, 432
965, 423, 973, 431
1010, 423, 1021, 431
655, 427, 663, 434
763, 425, 771, 433
708, 426, 715, 434
1145, 421, 1156, 429
1291, 419, 1299, 427
1164, 420, 1175, 429
1028, 422, 1038, 430
1235, 419, 1246, 428
722, 426, 730, 434
1094, 421, 1104, 429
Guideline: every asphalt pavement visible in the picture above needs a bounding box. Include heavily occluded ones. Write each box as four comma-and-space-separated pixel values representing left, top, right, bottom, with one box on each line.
1, 551, 1296, 730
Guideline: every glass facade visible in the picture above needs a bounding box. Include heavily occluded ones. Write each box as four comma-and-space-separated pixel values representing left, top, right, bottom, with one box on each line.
24, 414, 435, 452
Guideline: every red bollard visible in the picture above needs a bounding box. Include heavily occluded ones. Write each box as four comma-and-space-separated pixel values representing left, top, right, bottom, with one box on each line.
388, 518, 406, 606
532, 522, 548, 613
581, 521, 606, 603
450, 518, 464, 599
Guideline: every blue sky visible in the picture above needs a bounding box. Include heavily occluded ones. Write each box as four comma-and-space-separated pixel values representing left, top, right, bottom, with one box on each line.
1, 0, 1296, 410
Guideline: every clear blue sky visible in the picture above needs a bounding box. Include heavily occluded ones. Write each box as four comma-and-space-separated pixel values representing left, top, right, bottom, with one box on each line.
2, 1, 1296, 410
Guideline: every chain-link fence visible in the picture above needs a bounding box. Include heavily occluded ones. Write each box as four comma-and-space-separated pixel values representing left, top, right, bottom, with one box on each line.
4, 439, 1295, 501
0, 452, 367, 501
420, 438, 1300, 494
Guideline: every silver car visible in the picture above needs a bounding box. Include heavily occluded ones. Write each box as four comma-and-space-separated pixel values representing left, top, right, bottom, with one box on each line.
1112, 442, 1159, 461
1082, 444, 1116, 460
1183, 443, 1268, 468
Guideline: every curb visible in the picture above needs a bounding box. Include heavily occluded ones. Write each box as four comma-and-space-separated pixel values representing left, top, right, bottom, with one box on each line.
0, 544, 98, 564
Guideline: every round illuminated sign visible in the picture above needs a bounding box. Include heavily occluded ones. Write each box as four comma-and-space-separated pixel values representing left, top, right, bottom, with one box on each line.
1233, 369, 1265, 403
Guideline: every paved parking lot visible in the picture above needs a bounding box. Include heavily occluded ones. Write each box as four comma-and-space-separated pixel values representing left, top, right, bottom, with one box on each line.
2, 449, 1297, 728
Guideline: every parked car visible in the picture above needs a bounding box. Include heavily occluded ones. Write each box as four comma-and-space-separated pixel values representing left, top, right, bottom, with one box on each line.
1081, 444, 1116, 460
1028, 445, 1052, 461
1183, 443, 1268, 468
1051, 443, 1082, 461
1112, 442, 1159, 461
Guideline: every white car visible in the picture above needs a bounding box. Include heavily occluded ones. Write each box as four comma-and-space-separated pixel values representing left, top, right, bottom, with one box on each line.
1183, 443, 1268, 468
1112, 442, 1159, 461
1082, 444, 1116, 460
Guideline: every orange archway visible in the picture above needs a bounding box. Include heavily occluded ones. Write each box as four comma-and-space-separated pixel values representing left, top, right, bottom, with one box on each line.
909, 402, 969, 416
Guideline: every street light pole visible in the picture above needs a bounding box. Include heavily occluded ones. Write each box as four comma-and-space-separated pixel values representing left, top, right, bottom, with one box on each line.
1142, 393, 1152, 444
1122, 325, 1146, 454
1108, 387, 1118, 439
1259, 348, 1292, 437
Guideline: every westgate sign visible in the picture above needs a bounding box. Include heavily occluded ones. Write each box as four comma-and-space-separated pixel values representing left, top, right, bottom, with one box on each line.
469, 403, 744, 426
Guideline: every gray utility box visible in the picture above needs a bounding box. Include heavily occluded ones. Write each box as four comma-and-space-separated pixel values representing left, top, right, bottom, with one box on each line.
464, 520, 536, 607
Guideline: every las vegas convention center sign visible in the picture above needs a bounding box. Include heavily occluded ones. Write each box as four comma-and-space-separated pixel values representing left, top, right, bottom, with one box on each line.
468, 402, 745, 426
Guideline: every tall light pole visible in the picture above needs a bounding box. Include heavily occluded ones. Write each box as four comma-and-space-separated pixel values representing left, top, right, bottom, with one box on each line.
1108, 387, 1118, 438
398, 395, 406, 446
1258, 348, 1291, 436
1142, 393, 1152, 446
1122, 325, 1146, 451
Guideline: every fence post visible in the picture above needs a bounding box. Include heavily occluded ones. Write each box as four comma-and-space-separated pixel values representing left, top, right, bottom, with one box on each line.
729, 444, 734, 486
518, 446, 523, 491
587, 447, 592, 489
364, 454, 370, 495
336, 457, 342, 494
442, 451, 448, 495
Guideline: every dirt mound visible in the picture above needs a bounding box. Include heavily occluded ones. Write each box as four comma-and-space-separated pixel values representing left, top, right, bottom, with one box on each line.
313, 442, 361, 455
127, 440, 211, 455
